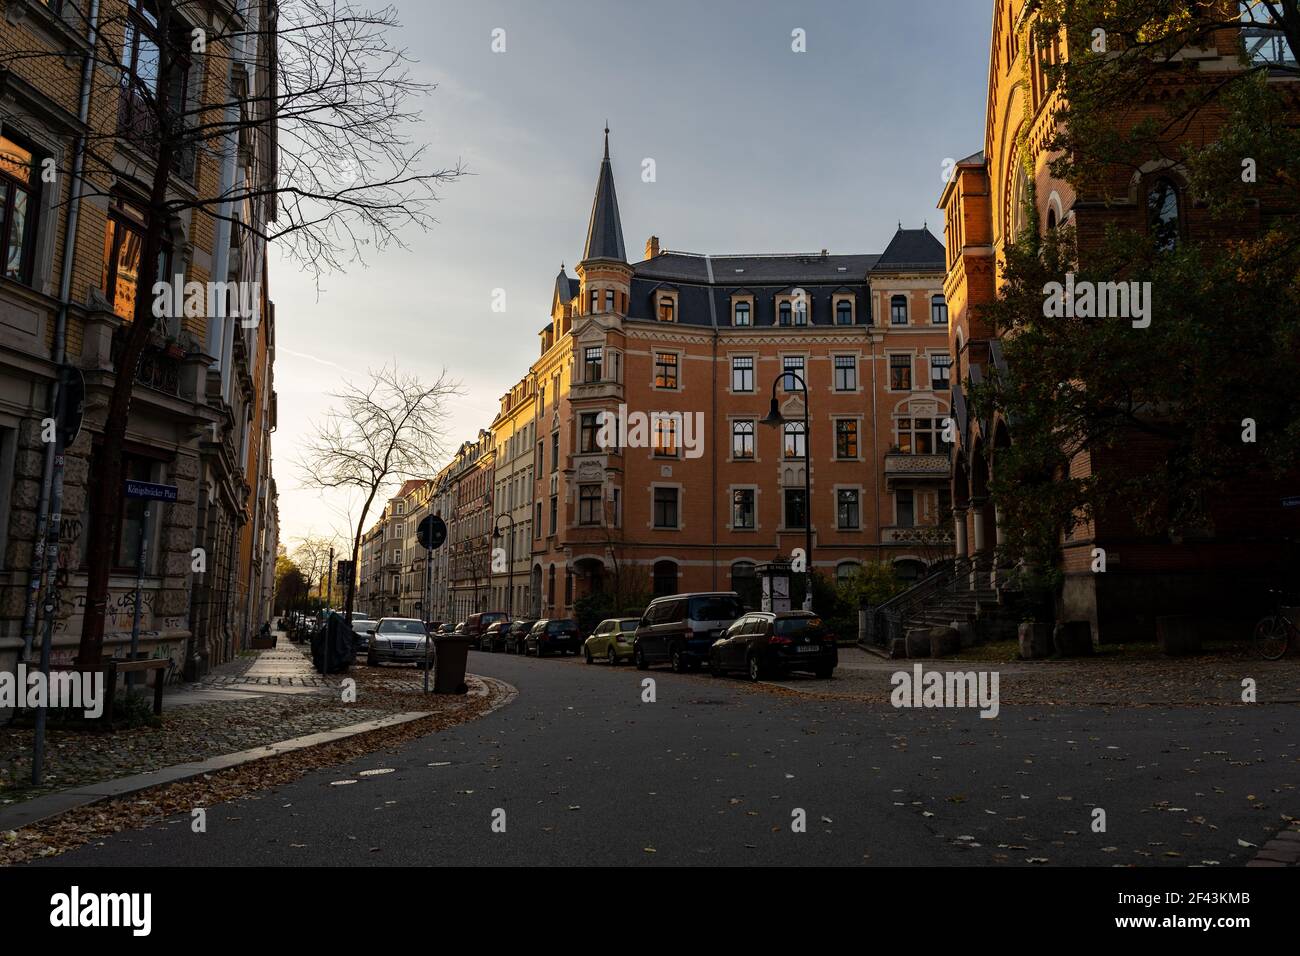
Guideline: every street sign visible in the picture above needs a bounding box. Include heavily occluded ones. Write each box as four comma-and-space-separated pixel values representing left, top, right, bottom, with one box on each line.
55, 364, 85, 448
335, 559, 352, 584
125, 480, 178, 502
417, 514, 447, 550
1283, 497, 1300, 509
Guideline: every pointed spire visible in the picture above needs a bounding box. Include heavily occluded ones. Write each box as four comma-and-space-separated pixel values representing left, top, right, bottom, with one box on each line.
583, 126, 626, 263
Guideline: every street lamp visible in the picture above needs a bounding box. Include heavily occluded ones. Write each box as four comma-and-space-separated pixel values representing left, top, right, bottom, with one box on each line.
761, 370, 813, 611
493, 512, 516, 620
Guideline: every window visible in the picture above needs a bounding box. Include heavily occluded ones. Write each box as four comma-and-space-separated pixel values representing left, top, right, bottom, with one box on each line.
930, 353, 952, 391
547, 565, 556, 604
835, 299, 853, 325
590, 289, 599, 313
653, 561, 677, 597
549, 495, 558, 534
833, 355, 857, 391
734, 301, 751, 326
657, 296, 675, 322
837, 489, 860, 530
784, 489, 807, 529
782, 355, 804, 391
896, 417, 951, 455
1148, 177, 1181, 252
778, 301, 792, 326
584, 346, 602, 382
731, 356, 754, 392
732, 420, 755, 460
835, 419, 858, 459
836, 561, 859, 586
931, 294, 948, 325
654, 351, 678, 389
652, 415, 679, 457
102, 196, 168, 322
653, 487, 679, 529
793, 297, 808, 326
605, 289, 615, 312
890, 354, 912, 391
0, 132, 40, 284
783, 421, 806, 460
534, 501, 542, 535
578, 485, 601, 525
550, 431, 559, 471
890, 295, 908, 325
579, 412, 600, 453
732, 488, 755, 529
896, 489, 915, 528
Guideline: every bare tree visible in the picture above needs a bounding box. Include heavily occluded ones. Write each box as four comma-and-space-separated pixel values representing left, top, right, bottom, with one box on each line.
0, 0, 463, 668
290, 532, 342, 604
297, 365, 458, 623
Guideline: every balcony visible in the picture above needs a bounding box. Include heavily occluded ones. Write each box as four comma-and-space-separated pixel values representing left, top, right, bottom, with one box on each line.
111, 326, 182, 397
881, 525, 955, 546
884, 453, 950, 482
569, 378, 623, 402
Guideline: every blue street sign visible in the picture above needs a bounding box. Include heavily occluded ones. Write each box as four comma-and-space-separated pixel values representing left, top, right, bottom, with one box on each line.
124, 480, 178, 502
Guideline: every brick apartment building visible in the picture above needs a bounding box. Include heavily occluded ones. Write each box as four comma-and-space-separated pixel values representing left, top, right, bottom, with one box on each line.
527, 131, 954, 620
937, 0, 1300, 641
0, 0, 279, 684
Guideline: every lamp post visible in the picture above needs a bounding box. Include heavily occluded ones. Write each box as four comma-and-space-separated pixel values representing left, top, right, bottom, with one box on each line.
760, 370, 814, 611
493, 512, 516, 620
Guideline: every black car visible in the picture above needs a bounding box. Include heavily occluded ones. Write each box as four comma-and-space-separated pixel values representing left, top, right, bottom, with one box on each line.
504, 619, 536, 654
632, 592, 746, 673
479, 620, 508, 653
708, 611, 837, 682
526, 618, 580, 656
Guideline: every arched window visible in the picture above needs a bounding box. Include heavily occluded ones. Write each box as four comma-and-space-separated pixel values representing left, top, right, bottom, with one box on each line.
778, 301, 792, 326
793, 297, 808, 326
734, 301, 750, 326
836, 561, 860, 587
653, 560, 677, 597
546, 565, 556, 605
931, 294, 947, 326
1148, 177, 1181, 252
835, 299, 853, 325
890, 295, 908, 325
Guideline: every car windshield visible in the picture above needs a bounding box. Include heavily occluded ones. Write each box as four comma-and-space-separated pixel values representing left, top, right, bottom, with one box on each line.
774, 617, 828, 637
379, 620, 426, 634
548, 620, 576, 633
689, 596, 744, 621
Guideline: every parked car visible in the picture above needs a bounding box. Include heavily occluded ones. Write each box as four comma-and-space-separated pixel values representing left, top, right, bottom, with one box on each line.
453, 621, 467, 635
466, 611, 509, 646
708, 610, 837, 682
504, 619, 537, 654
526, 618, 580, 656
365, 617, 432, 667
347, 613, 376, 650
583, 617, 640, 665
479, 620, 509, 652
436, 622, 456, 635
633, 592, 746, 673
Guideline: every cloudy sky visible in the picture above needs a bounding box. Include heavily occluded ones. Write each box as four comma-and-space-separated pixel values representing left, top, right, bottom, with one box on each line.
271, 0, 991, 550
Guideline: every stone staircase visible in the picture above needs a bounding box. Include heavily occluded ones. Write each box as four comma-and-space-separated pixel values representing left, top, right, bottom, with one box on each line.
903, 582, 1001, 632
865, 557, 1021, 650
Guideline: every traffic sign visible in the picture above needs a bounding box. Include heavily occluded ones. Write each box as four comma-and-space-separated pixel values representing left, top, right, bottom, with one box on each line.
417, 514, 447, 550
124, 480, 178, 502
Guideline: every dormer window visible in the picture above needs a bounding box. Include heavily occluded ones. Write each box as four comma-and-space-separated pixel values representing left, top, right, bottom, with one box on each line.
890, 295, 908, 325
793, 298, 808, 326
835, 298, 853, 326
778, 302, 792, 326
734, 301, 751, 326
656, 290, 677, 322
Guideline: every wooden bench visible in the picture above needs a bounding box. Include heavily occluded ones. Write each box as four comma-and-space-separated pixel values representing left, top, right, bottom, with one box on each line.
104, 657, 169, 722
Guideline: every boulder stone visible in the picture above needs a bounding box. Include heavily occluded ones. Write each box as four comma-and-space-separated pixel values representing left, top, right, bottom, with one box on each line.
929, 626, 961, 658
905, 628, 931, 658
1018, 622, 1053, 659
1053, 620, 1093, 657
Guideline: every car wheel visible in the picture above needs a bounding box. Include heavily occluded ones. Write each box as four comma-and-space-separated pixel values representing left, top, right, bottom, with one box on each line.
366, 650, 377, 668
747, 654, 763, 683
607, 648, 617, 666
708, 658, 722, 677
634, 647, 647, 671
584, 647, 593, 665
670, 647, 686, 674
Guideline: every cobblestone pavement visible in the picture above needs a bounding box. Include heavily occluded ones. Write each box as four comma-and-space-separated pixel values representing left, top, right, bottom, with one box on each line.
0, 635, 472, 807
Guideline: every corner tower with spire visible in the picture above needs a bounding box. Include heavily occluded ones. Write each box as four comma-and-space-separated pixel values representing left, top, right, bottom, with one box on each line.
576, 126, 632, 320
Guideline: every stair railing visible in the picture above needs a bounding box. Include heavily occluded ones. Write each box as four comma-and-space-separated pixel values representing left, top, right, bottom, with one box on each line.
864, 556, 973, 648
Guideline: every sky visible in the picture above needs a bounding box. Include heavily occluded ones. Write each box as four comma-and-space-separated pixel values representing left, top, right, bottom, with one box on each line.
270, 0, 992, 552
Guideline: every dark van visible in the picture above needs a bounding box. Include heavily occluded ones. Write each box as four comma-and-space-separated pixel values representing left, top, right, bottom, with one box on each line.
633, 592, 746, 673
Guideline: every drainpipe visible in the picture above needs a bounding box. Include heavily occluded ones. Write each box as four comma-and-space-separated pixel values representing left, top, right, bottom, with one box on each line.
704, 256, 719, 591
20, 0, 102, 662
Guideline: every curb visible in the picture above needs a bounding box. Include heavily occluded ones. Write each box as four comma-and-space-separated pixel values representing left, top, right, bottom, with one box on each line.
1247, 823, 1300, 867
0, 673, 518, 833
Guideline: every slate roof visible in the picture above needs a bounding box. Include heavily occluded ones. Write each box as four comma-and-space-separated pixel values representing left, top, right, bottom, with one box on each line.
873, 228, 945, 271
582, 129, 627, 262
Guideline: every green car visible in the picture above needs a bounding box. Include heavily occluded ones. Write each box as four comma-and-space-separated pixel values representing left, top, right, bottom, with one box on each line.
583, 617, 640, 665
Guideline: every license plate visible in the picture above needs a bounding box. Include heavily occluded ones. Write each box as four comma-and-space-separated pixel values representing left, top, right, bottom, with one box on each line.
796, 645, 819, 653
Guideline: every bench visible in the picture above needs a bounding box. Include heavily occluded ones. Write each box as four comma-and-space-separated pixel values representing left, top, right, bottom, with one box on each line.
104, 657, 169, 722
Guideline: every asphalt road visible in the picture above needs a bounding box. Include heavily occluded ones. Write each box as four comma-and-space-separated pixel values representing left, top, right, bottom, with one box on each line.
41, 651, 1300, 866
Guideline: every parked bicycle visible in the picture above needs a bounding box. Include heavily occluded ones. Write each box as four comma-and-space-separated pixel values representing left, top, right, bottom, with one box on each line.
1253, 591, 1298, 660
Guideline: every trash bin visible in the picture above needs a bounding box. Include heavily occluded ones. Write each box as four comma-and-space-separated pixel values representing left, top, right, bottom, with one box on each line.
433, 635, 475, 694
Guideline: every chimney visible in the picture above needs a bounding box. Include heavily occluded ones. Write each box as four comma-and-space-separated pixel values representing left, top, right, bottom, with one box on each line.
645, 235, 660, 259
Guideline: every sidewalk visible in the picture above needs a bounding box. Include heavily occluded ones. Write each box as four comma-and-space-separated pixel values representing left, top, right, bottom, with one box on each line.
0, 631, 508, 827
